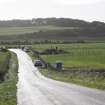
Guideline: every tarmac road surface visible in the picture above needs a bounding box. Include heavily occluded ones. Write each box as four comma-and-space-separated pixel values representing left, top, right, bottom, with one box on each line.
10, 49, 105, 105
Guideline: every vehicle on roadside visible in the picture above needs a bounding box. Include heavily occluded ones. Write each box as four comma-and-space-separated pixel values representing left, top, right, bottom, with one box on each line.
23, 47, 30, 52
34, 60, 43, 67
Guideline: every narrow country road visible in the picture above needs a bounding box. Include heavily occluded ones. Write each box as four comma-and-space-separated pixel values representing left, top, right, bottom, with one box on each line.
10, 49, 105, 105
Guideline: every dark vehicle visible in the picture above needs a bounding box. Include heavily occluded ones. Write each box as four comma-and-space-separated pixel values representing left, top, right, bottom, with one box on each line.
24, 47, 30, 52
34, 60, 43, 67
21, 46, 30, 52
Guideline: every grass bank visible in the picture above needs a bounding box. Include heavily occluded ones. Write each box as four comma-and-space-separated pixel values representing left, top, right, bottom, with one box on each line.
0, 51, 10, 81
40, 69, 105, 90
0, 52, 18, 105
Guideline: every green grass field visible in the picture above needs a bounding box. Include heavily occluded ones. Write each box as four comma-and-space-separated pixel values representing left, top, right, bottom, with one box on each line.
30, 43, 105, 90
0, 26, 76, 36
0, 52, 18, 105
32, 43, 105, 70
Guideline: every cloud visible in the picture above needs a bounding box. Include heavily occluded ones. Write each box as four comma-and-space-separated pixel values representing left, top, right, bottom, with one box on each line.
54, 0, 105, 5
0, 0, 17, 4
0, 0, 104, 22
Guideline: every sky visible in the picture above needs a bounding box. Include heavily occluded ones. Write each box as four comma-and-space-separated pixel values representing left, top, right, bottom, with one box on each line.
0, 0, 105, 22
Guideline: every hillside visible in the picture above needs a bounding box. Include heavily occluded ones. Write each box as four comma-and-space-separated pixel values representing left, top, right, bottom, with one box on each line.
0, 28, 105, 43
0, 26, 75, 36
0, 18, 105, 28
0, 18, 105, 43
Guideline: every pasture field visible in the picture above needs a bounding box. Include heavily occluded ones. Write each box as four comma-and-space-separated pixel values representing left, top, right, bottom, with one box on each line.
0, 26, 75, 36
32, 43, 105, 70
31, 43, 105, 90
29, 43, 105, 90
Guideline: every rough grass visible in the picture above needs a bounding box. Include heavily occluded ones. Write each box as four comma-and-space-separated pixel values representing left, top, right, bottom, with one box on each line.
0, 51, 10, 80
40, 69, 105, 90
0, 26, 75, 36
32, 43, 105, 70
0, 52, 18, 105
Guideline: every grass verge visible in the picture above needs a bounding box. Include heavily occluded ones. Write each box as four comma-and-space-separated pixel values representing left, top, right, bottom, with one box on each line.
0, 52, 18, 105
0, 51, 10, 81
40, 69, 105, 90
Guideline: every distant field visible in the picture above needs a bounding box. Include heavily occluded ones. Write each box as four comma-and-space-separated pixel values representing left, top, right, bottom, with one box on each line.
0, 26, 76, 36
0, 25, 105, 42
32, 43, 105, 70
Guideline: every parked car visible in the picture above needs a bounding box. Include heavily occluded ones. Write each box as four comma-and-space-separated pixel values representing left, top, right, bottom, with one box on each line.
34, 60, 43, 67
24, 47, 30, 52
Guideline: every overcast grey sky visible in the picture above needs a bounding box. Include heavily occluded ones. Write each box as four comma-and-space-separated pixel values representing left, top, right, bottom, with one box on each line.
0, 0, 105, 22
